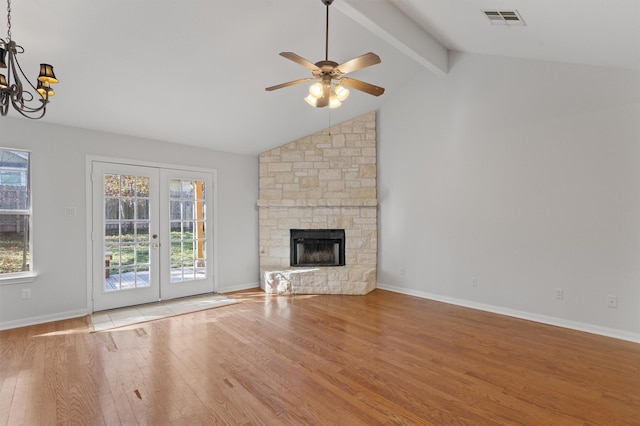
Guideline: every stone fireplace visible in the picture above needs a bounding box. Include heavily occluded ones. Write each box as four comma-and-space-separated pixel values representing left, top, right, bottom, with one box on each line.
258, 111, 378, 295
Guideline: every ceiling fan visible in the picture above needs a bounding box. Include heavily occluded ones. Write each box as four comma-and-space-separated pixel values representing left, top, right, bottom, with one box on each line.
265, 0, 384, 108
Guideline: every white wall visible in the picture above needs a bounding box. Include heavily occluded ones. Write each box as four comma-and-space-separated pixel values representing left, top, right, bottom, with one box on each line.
377, 52, 640, 341
0, 119, 259, 328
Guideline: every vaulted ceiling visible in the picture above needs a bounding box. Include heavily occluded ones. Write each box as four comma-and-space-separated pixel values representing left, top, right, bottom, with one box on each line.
4, 0, 639, 155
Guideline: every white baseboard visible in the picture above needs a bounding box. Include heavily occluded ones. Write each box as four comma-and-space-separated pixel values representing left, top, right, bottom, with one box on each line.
0, 308, 90, 331
0, 283, 261, 331
376, 283, 640, 344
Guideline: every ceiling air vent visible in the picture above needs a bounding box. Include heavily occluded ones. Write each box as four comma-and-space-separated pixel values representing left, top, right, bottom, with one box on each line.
483, 10, 526, 26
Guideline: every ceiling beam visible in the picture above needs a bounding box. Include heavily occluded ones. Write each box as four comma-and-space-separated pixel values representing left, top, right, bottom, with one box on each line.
335, 0, 448, 75
334, 0, 449, 75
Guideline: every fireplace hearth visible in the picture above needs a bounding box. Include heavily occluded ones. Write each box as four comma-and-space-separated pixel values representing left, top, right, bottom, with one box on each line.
290, 229, 345, 267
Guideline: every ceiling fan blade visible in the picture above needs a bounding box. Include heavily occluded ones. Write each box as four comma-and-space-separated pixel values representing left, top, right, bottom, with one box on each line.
280, 52, 320, 71
335, 52, 381, 75
340, 77, 385, 97
265, 78, 313, 92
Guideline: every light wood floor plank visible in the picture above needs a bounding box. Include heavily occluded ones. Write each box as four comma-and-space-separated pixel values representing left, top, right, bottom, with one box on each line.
1, 289, 639, 425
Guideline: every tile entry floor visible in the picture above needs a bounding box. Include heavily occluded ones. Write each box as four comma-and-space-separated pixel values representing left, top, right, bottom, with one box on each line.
90, 293, 237, 332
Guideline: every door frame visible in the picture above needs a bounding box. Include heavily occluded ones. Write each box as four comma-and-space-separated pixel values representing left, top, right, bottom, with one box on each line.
85, 155, 218, 313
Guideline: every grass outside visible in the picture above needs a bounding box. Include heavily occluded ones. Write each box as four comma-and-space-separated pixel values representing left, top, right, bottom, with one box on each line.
0, 232, 29, 274
106, 231, 201, 273
1, 231, 201, 275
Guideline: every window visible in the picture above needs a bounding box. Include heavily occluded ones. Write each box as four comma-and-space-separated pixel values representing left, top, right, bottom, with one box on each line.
0, 148, 31, 276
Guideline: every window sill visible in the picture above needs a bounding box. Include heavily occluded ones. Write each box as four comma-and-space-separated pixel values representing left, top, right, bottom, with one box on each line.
0, 273, 38, 286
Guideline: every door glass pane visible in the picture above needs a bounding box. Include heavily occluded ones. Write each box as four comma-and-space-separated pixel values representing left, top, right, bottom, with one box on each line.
182, 180, 194, 198
135, 244, 150, 264
136, 177, 149, 197
136, 199, 149, 219
121, 198, 134, 220
104, 174, 119, 196
170, 201, 181, 220
105, 199, 119, 220
169, 179, 181, 197
169, 178, 206, 283
104, 173, 152, 292
121, 221, 135, 242
182, 220, 194, 234
135, 222, 149, 242
121, 175, 135, 197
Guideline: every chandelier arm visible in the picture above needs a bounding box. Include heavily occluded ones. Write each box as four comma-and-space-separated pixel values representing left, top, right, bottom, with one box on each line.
9, 89, 47, 114
7, 49, 24, 102
0, 93, 8, 116
10, 102, 46, 119
11, 51, 38, 93
9, 91, 46, 117
10, 90, 46, 110
6, 53, 48, 117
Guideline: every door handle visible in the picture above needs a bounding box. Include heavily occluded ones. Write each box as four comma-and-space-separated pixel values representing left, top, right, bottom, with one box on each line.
152, 243, 159, 248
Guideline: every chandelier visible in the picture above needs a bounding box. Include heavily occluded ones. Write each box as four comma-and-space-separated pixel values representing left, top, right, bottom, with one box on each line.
0, 0, 58, 119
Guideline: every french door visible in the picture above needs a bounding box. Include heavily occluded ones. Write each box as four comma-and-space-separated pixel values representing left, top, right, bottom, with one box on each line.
91, 162, 214, 312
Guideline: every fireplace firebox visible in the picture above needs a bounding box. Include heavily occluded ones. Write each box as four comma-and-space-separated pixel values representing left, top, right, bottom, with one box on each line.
290, 229, 345, 267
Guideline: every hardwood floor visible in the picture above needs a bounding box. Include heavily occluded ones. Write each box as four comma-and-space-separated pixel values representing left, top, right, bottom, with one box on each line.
1, 289, 639, 425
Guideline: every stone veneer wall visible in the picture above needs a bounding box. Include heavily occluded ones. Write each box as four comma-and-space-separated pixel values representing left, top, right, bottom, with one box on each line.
258, 111, 378, 294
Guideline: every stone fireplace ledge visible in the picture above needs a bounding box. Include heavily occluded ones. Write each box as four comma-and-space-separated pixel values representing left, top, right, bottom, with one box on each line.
257, 199, 378, 208
261, 266, 376, 295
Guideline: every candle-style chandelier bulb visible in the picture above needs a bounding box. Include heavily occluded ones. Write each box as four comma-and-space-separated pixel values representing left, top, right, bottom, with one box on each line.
36, 80, 54, 98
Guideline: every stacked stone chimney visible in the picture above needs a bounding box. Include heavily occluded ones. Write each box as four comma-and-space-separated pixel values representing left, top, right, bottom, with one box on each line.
257, 111, 378, 294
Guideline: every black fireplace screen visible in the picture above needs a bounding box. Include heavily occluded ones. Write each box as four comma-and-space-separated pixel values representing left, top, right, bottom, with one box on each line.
290, 229, 345, 267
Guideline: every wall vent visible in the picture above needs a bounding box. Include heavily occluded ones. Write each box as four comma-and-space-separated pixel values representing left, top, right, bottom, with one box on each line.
483, 10, 526, 26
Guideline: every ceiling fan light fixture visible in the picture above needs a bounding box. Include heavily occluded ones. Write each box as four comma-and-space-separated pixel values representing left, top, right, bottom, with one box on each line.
328, 95, 341, 109
334, 84, 349, 102
304, 94, 319, 107
309, 81, 324, 98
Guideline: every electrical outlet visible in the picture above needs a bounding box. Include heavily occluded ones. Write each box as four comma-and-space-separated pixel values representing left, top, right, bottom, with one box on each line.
22, 288, 31, 299
607, 295, 617, 308
400, 267, 405, 276
555, 288, 564, 300
472, 277, 478, 287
